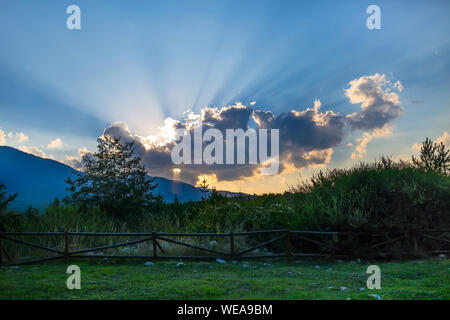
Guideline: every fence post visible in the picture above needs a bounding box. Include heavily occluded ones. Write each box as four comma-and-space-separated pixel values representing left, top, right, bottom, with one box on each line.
152, 232, 158, 261
286, 229, 292, 261
64, 232, 69, 263
230, 232, 235, 260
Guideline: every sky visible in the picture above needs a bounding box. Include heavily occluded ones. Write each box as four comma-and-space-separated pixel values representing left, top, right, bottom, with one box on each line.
0, 0, 449, 194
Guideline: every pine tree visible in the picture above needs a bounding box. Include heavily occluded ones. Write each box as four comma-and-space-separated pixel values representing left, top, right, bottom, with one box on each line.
198, 176, 210, 200
412, 137, 450, 174
65, 136, 158, 221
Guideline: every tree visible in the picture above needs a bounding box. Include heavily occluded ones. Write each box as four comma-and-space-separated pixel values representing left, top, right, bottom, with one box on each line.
198, 176, 210, 199
65, 136, 158, 221
412, 137, 450, 174
0, 184, 17, 213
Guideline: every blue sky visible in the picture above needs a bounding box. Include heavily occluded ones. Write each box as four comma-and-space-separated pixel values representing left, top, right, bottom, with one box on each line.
1, 0, 449, 193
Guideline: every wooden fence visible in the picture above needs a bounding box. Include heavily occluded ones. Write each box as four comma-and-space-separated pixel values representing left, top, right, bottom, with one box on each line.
0, 229, 449, 266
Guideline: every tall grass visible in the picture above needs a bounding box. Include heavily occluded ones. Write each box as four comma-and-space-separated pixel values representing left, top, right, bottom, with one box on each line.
1, 157, 449, 259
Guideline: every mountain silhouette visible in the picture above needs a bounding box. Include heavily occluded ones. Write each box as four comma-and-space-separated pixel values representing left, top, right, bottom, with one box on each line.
0, 146, 204, 211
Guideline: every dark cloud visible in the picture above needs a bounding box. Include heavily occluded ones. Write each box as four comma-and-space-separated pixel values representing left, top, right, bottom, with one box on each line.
73, 74, 404, 185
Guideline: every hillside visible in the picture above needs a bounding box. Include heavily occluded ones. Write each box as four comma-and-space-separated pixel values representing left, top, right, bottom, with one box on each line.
0, 146, 204, 211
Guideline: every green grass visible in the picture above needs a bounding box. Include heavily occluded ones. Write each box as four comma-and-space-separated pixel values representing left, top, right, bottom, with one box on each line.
0, 258, 448, 300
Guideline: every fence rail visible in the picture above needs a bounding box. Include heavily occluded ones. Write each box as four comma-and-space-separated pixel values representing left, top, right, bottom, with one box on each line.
0, 229, 448, 266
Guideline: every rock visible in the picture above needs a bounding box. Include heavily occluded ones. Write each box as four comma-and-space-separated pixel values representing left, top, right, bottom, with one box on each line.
314, 265, 321, 269
369, 294, 382, 300
176, 262, 186, 268
340, 287, 348, 291
144, 261, 154, 266
216, 258, 227, 264
346, 298, 351, 300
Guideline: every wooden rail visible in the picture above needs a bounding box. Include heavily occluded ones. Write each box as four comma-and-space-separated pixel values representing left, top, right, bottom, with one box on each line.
0, 229, 448, 266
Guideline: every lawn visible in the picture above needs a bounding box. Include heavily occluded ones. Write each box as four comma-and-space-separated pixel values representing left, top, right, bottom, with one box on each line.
0, 258, 448, 299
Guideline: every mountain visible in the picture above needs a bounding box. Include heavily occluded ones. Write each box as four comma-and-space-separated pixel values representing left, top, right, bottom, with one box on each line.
0, 146, 205, 211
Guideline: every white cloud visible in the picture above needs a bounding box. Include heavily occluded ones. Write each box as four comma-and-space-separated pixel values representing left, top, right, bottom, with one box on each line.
351, 125, 393, 159
0, 129, 29, 144
15, 132, 29, 143
436, 131, 450, 147
0, 129, 6, 145
47, 138, 64, 149
18, 146, 54, 159
63, 147, 93, 170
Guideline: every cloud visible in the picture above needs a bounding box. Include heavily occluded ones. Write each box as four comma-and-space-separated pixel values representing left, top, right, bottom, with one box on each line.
71, 74, 403, 185
0, 129, 5, 145
253, 99, 344, 169
100, 99, 345, 184
15, 132, 29, 143
47, 138, 64, 149
63, 147, 93, 170
345, 74, 403, 131
0, 129, 29, 144
351, 125, 392, 159
18, 145, 53, 159
436, 131, 450, 147
64, 156, 83, 170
